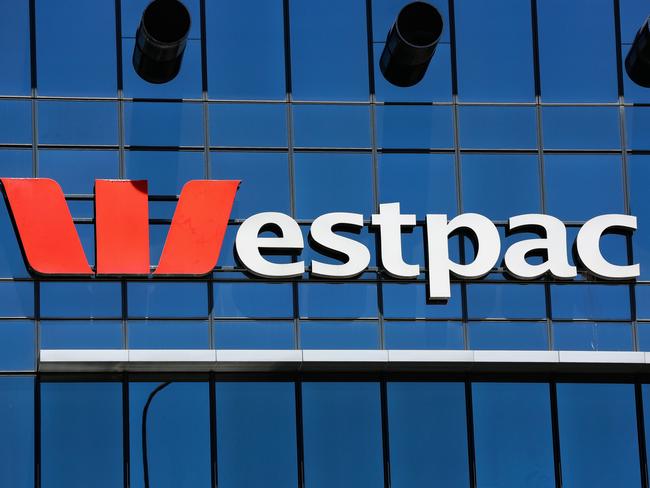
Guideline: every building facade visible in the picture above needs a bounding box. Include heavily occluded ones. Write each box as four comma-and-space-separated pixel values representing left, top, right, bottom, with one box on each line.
1, 0, 650, 486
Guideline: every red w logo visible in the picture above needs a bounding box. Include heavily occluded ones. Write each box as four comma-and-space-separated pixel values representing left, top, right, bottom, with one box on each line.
0, 178, 239, 276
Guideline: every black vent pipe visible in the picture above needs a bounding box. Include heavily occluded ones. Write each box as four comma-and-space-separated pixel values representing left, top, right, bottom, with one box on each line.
379, 2, 443, 87
626, 17, 650, 88
133, 0, 191, 84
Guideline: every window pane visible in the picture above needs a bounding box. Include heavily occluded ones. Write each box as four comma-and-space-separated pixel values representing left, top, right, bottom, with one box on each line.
130, 382, 210, 488
41, 382, 123, 488
216, 382, 297, 488
39, 101, 117, 146
214, 320, 295, 349
629, 156, 650, 279
472, 383, 555, 488
387, 382, 468, 488
384, 321, 464, 349
383, 283, 462, 319
290, 0, 368, 101
207, 0, 285, 100
456, 0, 534, 101
124, 102, 204, 147
0, 282, 33, 317
537, 0, 618, 101
0, 0, 30, 95
302, 382, 384, 488
294, 105, 371, 148
128, 320, 209, 349
459, 106, 537, 149
213, 282, 293, 318
210, 104, 287, 147
38, 150, 119, 194
211, 152, 290, 218
544, 154, 624, 221
40, 320, 122, 349
0, 100, 31, 144
542, 107, 620, 149
376, 105, 454, 149
41, 282, 120, 318
300, 321, 379, 349
0, 377, 34, 488
36, 0, 116, 96
556, 383, 641, 488
551, 285, 630, 320
125, 151, 204, 195
379, 153, 456, 215
299, 283, 377, 318
552, 322, 633, 351
0, 321, 35, 370
467, 284, 546, 319
128, 282, 208, 318
294, 153, 373, 219
468, 322, 548, 350
462, 154, 540, 219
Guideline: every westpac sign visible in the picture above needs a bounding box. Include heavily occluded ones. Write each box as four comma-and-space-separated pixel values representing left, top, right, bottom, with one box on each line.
0, 178, 640, 300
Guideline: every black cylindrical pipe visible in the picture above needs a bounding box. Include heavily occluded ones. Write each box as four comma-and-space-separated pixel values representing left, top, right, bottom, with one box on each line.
626, 17, 650, 88
379, 2, 444, 87
132, 0, 191, 84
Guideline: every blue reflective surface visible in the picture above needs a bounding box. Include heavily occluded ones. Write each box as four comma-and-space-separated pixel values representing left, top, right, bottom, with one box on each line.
473, 383, 555, 488
0, 377, 33, 488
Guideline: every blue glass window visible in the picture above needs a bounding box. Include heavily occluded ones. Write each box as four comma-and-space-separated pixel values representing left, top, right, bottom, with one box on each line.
214, 321, 295, 349
213, 282, 293, 318
210, 104, 287, 147
38, 150, 119, 194
467, 284, 546, 319
302, 382, 384, 488
629, 156, 650, 279
216, 382, 297, 488
294, 153, 373, 219
300, 321, 380, 349
124, 102, 204, 147
384, 321, 464, 349
0, 194, 30, 278
556, 383, 641, 487
121, 0, 201, 99
0, 377, 34, 488
544, 155, 624, 221
0, 100, 31, 144
472, 383, 555, 488
290, 0, 368, 101
0, 0, 30, 95
462, 154, 540, 219
383, 283, 462, 319
619, 0, 650, 102
128, 320, 209, 349
372, 0, 451, 102
40, 320, 122, 350
537, 0, 618, 101
211, 152, 290, 218
129, 382, 210, 488
41, 282, 120, 318
41, 382, 123, 488
387, 382, 469, 488
39, 101, 117, 146
128, 282, 208, 318
551, 285, 630, 320
542, 107, 620, 150
379, 153, 456, 215
553, 322, 633, 351
376, 105, 454, 149
299, 283, 377, 318
0, 282, 32, 317
294, 104, 371, 148
125, 151, 204, 195
625, 107, 650, 150
207, 0, 285, 100
459, 106, 537, 149
455, 0, 535, 101
0, 149, 32, 178
36, 0, 116, 96
0, 321, 35, 370
468, 322, 548, 350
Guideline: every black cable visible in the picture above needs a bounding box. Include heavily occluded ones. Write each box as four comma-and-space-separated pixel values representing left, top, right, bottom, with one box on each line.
142, 381, 171, 488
